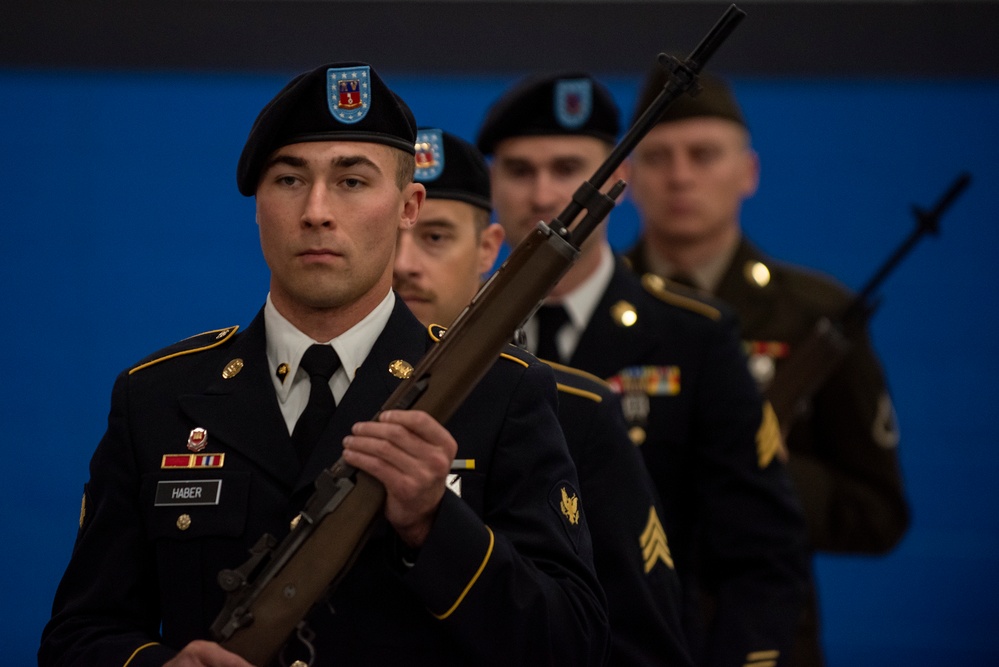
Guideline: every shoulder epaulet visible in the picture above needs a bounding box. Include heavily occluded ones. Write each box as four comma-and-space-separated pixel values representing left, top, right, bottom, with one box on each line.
427, 322, 531, 369
129, 326, 239, 375
545, 360, 609, 404
641, 273, 721, 321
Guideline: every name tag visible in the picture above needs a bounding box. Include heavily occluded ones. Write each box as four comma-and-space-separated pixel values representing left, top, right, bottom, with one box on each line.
155, 480, 222, 506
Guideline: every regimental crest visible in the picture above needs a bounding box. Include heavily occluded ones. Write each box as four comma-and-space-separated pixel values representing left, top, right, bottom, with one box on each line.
414, 128, 444, 182
549, 482, 583, 550
554, 78, 592, 130
743, 340, 791, 389
187, 427, 208, 452
327, 66, 371, 124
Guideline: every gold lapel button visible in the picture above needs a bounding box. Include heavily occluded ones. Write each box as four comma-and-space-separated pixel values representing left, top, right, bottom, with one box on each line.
177, 514, 192, 531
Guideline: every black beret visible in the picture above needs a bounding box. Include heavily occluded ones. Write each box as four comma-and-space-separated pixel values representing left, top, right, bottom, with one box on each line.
237, 62, 417, 196
414, 128, 491, 213
631, 64, 746, 129
476, 72, 620, 155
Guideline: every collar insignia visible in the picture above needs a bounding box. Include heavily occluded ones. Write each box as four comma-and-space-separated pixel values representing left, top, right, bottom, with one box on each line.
222, 358, 244, 379
388, 359, 414, 379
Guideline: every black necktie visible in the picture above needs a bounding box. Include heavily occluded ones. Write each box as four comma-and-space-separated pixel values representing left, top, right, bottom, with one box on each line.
291, 344, 341, 465
535, 303, 570, 364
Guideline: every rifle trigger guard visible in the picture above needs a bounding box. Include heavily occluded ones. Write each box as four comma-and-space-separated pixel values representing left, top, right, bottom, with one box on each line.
280, 621, 317, 667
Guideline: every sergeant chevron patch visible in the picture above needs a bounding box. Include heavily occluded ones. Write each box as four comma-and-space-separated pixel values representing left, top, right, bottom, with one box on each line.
640, 506, 674, 572
756, 402, 787, 468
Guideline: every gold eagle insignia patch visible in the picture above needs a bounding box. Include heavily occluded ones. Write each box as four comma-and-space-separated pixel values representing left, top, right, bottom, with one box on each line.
560, 487, 580, 525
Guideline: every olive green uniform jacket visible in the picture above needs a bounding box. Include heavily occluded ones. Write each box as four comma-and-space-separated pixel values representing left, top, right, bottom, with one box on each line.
628, 237, 910, 666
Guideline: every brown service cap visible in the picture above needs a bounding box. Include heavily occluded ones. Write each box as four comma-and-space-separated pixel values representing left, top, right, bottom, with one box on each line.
631, 64, 746, 129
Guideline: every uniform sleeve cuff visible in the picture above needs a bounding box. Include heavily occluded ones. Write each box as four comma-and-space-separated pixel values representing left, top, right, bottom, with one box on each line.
403, 490, 494, 619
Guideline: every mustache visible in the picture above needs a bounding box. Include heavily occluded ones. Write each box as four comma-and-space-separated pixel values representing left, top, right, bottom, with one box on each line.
393, 278, 435, 302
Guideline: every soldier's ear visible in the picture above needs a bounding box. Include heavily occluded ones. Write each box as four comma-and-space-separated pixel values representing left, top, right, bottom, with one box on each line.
741, 148, 760, 199
477, 223, 505, 275
400, 182, 426, 230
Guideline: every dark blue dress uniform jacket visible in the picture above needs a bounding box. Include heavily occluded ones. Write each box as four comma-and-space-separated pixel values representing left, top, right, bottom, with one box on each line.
565, 259, 809, 667
39, 300, 608, 667
546, 362, 695, 667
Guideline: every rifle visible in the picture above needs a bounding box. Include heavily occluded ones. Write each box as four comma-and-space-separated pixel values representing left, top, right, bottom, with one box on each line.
209, 6, 747, 664
765, 172, 972, 437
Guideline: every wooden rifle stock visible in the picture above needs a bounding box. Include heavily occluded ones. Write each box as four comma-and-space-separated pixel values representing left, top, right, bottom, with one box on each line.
209, 7, 747, 664
765, 172, 971, 438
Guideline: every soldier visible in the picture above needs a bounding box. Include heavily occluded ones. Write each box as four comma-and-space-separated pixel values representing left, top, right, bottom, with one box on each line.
395, 128, 695, 666
625, 67, 910, 666
477, 72, 810, 667
39, 62, 608, 667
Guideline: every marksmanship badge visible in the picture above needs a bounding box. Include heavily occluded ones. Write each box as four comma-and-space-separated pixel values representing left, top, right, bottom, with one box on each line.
327, 66, 370, 124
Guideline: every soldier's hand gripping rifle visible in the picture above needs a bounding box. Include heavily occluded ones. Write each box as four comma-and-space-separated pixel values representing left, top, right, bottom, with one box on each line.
209, 6, 746, 664
766, 172, 972, 437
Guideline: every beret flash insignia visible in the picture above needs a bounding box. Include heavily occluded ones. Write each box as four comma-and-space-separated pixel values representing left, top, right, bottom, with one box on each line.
414, 128, 445, 182
328, 66, 371, 124
555, 78, 592, 129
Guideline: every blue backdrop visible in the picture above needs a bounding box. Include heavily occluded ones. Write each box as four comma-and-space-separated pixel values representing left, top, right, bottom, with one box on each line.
2, 69, 997, 664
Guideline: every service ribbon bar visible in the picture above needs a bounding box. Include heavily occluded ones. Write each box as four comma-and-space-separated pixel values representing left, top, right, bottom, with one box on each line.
161, 453, 226, 469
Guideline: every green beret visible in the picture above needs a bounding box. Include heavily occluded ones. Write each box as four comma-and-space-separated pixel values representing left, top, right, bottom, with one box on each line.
631, 64, 746, 129
476, 72, 620, 155
237, 62, 417, 196
415, 129, 491, 213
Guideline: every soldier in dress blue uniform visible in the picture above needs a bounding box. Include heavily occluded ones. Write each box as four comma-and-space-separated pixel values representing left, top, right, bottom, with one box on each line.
625, 67, 910, 667
39, 62, 608, 667
476, 73, 811, 667
395, 128, 695, 666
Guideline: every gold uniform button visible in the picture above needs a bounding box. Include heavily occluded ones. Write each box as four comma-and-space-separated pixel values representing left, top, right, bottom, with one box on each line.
628, 426, 647, 446
176, 514, 192, 531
